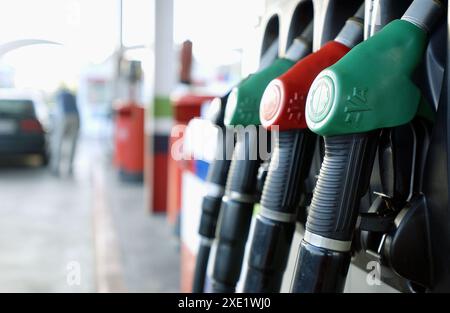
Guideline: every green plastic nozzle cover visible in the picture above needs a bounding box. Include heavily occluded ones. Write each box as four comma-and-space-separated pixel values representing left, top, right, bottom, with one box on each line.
224, 58, 295, 126
306, 20, 427, 136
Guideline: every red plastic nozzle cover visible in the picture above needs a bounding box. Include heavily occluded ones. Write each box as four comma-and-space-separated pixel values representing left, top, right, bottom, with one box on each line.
260, 41, 350, 131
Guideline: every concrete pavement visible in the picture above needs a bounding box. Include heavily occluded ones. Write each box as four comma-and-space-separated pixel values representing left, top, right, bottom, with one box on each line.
0, 138, 179, 292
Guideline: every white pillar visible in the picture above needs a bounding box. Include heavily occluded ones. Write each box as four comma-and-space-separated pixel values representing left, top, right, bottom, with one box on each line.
145, 0, 175, 213
155, 0, 176, 98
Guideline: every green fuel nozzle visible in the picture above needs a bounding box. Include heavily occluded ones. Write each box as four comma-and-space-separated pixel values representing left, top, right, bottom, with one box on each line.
306, 0, 442, 136
224, 21, 314, 127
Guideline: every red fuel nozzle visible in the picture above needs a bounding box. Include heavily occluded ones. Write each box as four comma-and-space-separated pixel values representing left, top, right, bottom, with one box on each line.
260, 41, 350, 131
260, 4, 364, 131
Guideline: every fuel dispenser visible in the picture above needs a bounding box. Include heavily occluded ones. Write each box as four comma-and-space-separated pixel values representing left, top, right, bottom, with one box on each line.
114, 60, 145, 182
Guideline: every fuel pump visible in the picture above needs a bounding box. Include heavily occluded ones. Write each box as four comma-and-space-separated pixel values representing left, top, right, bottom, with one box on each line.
243, 4, 365, 293
291, 0, 443, 293
114, 60, 145, 182
210, 22, 314, 293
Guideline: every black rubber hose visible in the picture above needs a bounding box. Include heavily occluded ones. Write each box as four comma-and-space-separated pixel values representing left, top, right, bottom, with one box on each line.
305, 133, 378, 241
211, 128, 263, 293
291, 132, 379, 292
192, 241, 211, 293
243, 130, 316, 292
192, 94, 233, 293
197, 139, 233, 239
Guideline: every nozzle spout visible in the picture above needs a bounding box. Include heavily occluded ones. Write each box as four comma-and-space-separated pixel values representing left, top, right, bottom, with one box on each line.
401, 0, 443, 33
334, 3, 365, 49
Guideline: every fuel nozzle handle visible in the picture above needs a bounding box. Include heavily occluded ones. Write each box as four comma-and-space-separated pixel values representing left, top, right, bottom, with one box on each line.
211, 127, 262, 293
193, 94, 234, 293
243, 129, 316, 293
306, 0, 442, 137
291, 0, 443, 293
197, 95, 234, 241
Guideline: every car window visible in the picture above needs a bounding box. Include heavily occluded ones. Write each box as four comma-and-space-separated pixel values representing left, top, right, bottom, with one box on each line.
0, 99, 36, 117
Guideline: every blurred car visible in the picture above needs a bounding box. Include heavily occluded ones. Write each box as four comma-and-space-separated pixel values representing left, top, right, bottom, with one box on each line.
0, 89, 50, 164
